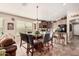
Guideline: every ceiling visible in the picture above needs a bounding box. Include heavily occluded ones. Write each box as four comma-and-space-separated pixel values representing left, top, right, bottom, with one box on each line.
0, 3, 79, 21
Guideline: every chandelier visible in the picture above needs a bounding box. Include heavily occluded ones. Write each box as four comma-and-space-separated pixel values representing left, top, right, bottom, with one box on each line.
36, 5, 39, 31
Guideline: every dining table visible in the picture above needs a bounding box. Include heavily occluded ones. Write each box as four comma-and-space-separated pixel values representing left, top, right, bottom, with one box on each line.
28, 33, 44, 53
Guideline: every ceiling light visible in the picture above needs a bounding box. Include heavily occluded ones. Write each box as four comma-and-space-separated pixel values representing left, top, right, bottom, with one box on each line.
22, 3, 27, 6
36, 5, 39, 31
63, 3, 66, 6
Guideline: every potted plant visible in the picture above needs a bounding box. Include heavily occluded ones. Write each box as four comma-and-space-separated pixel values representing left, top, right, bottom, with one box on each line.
35, 31, 40, 36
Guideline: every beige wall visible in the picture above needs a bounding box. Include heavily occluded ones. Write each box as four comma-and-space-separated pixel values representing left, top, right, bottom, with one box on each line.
0, 12, 35, 40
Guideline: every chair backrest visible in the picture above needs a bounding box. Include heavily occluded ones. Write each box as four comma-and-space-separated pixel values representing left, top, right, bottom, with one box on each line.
20, 33, 34, 46
20, 33, 29, 43
28, 35, 34, 46
50, 32, 53, 40
46, 31, 53, 40
43, 33, 50, 43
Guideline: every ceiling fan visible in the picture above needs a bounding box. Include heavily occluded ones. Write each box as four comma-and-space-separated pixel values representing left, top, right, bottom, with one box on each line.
21, 3, 27, 6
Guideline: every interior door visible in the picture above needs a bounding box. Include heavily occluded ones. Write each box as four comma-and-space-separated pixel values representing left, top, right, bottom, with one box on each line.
73, 23, 79, 35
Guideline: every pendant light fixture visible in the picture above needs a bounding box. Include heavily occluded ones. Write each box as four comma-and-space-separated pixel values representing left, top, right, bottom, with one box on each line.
36, 5, 39, 31
35, 5, 40, 36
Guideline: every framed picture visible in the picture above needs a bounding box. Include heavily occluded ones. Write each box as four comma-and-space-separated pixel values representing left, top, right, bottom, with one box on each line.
7, 23, 14, 30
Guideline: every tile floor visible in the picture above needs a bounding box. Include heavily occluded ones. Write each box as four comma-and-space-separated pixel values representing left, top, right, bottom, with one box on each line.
15, 36, 79, 56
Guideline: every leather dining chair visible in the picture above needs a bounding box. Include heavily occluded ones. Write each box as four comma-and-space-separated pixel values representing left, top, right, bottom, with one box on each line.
49, 32, 53, 48
20, 33, 44, 56
20, 33, 34, 56
43, 32, 53, 52
27, 35, 44, 56
20, 33, 28, 48
43, 33, 50, 51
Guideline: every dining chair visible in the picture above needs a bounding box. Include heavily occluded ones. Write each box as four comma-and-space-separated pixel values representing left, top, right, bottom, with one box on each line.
43, 33, 50, 51
20, 33, 29, 48
27, 35, 35, 56
49, 32, 53, 48
41, 32, 54, 55
20, 33, 44, 56
20, 33, 33, 55
20, 33, 34, 56
28, 35, 45, 56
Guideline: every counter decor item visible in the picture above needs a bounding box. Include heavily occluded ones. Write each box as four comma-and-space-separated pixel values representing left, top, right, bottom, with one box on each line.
35, 31, 40, 36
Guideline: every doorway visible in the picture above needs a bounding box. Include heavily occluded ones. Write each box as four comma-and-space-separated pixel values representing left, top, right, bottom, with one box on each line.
73, 23, 79, 36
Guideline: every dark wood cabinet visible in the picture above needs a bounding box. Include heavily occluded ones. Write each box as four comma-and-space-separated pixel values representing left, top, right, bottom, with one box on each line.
39, 21, 52, 31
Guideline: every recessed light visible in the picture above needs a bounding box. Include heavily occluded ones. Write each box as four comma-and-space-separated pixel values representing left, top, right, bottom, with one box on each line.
22, 3, 27, 6
63, 3, 66, 6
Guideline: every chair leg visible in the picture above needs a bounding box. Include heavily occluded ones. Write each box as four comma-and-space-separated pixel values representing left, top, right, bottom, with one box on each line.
27, 44, 34, 56
27, 43, 30, 56
20, 39, 22, 47
47, 42, 50, 49
51, 40, 53, 48
31, 48, 34, 56
27, 48, 30, 56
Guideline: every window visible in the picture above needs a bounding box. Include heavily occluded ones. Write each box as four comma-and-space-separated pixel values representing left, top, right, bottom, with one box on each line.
0, 17, 3, 36
16, 20, 32, 36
